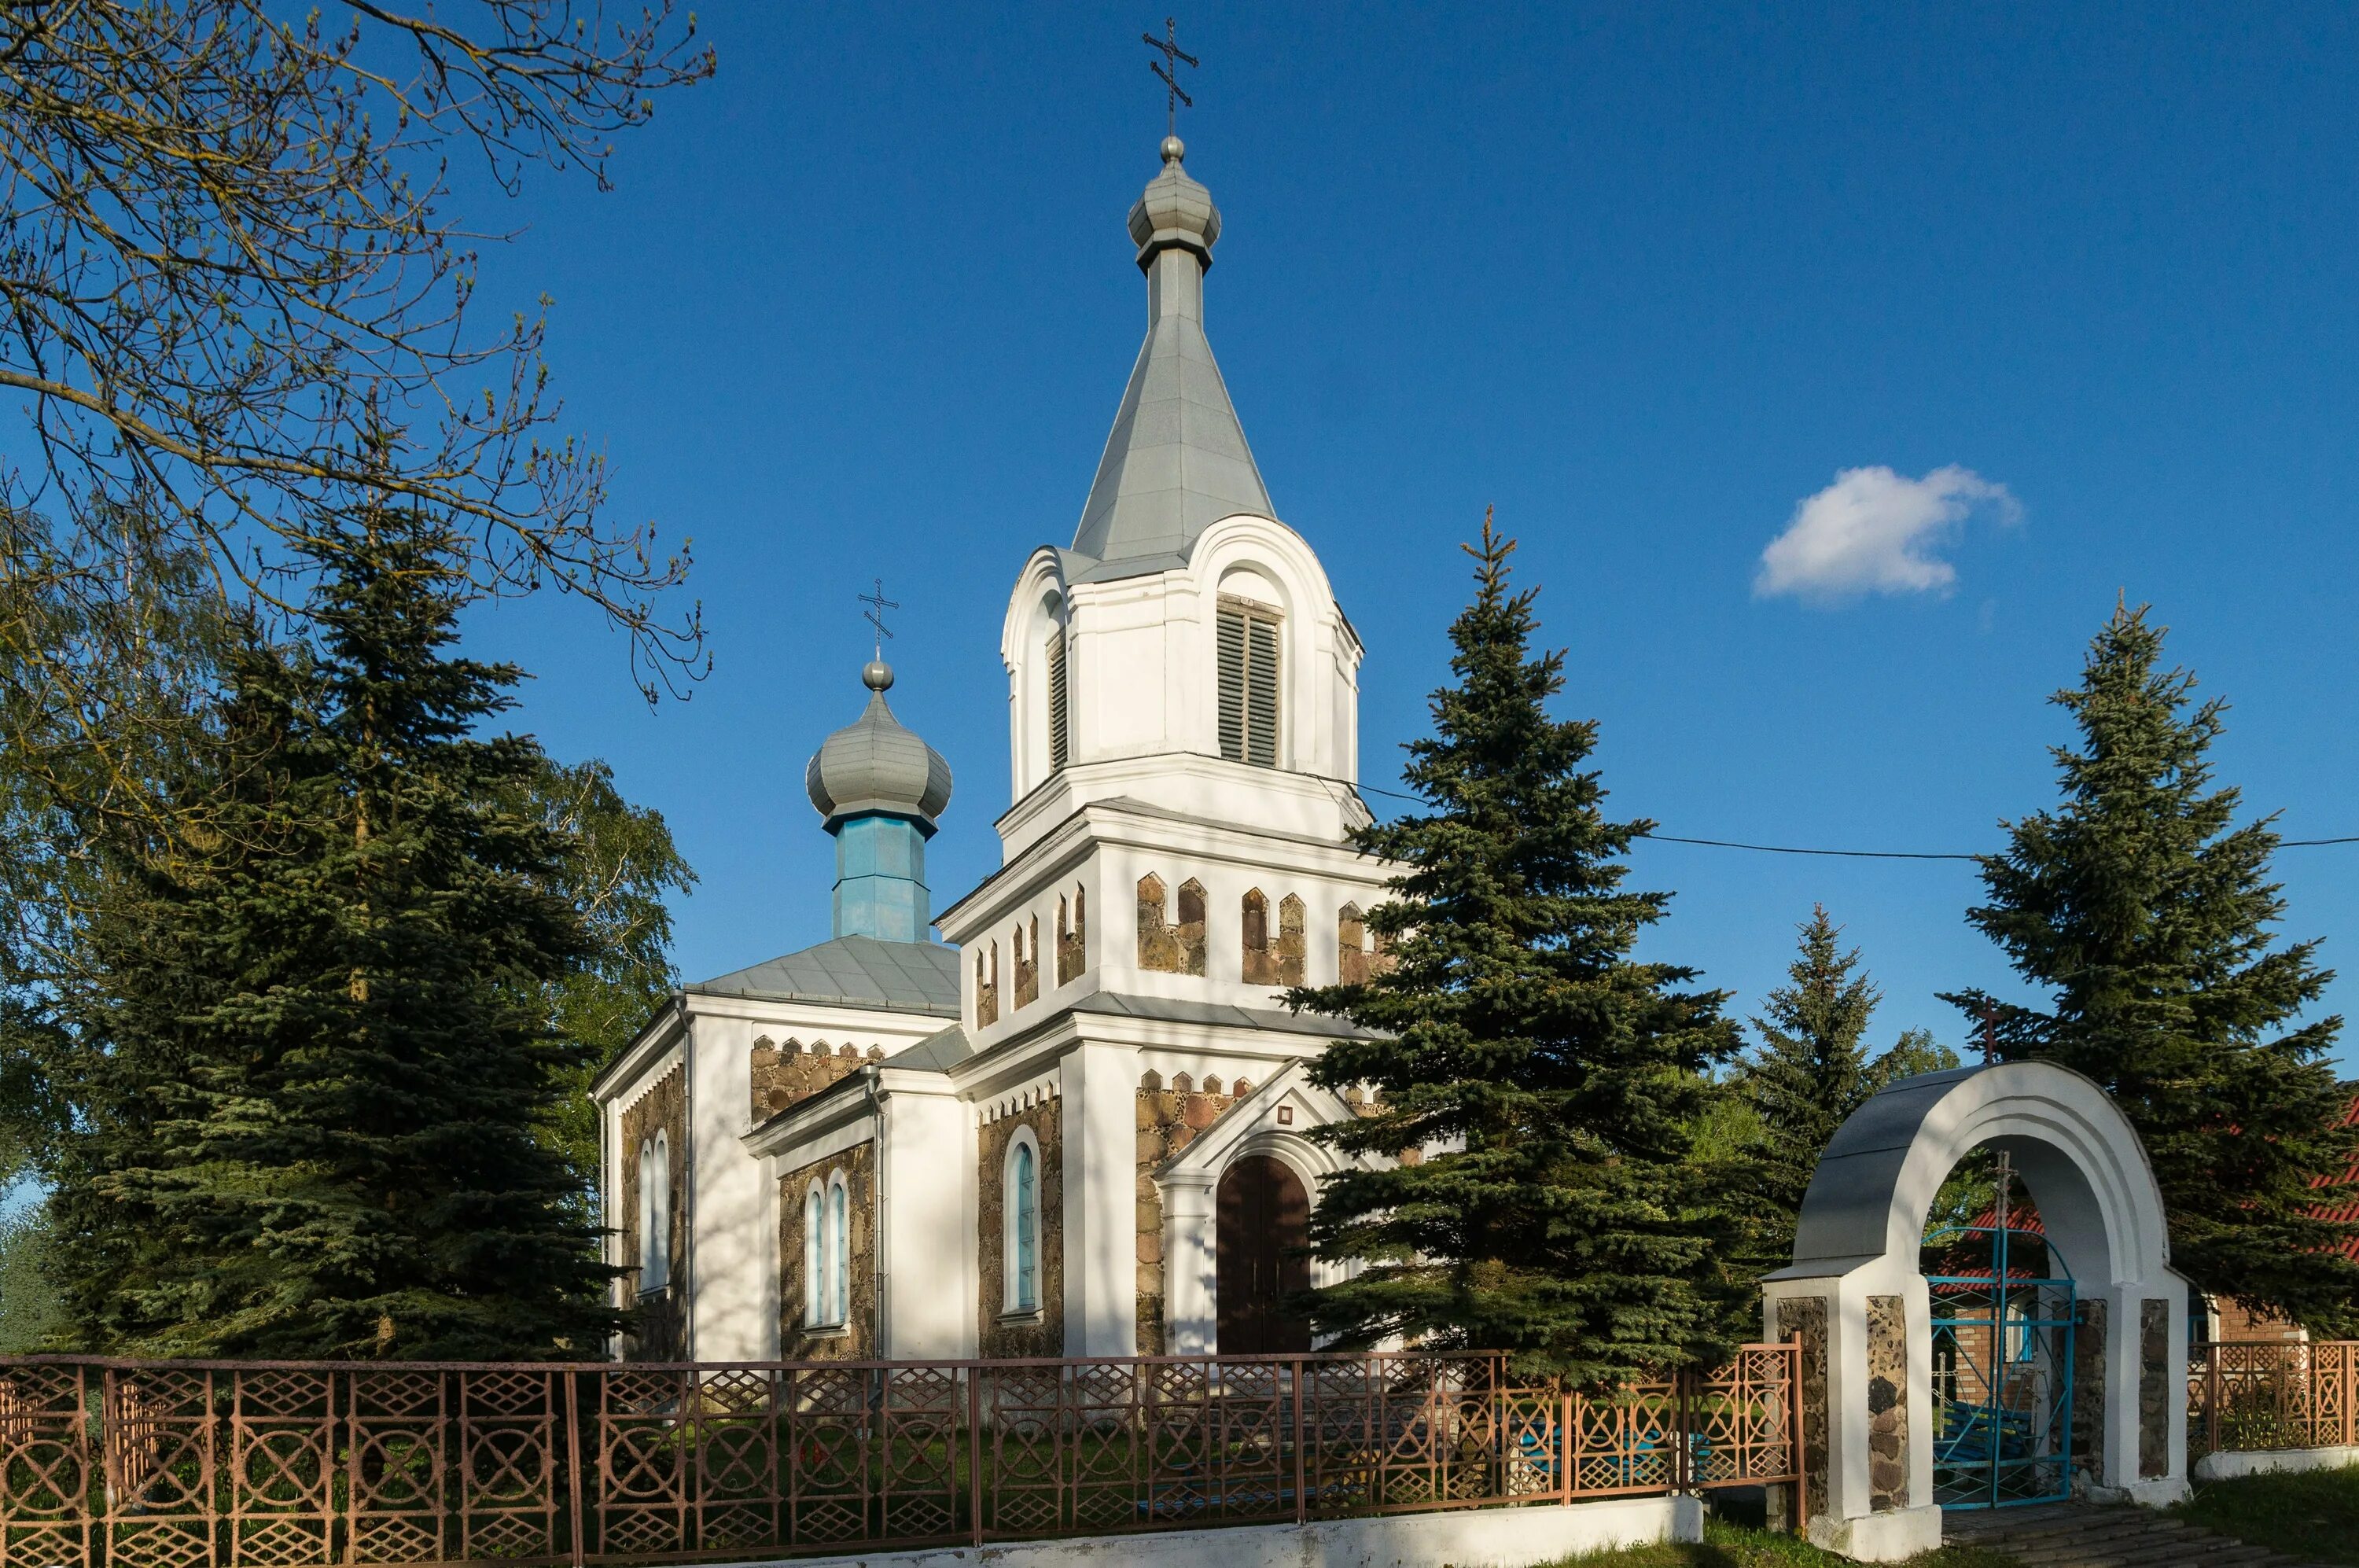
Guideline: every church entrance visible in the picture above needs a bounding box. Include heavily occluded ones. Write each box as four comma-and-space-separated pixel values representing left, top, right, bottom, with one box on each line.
1215, 1154, 1311, 1355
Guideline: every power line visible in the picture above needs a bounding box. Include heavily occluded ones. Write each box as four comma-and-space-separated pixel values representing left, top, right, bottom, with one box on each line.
1331, 777, 2359, 860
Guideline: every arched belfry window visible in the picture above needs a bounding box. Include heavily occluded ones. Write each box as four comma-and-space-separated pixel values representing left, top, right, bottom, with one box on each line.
1004, 1128, 1041, 1314
1046, 627, 1069, 770
1217, 594, 1282, 767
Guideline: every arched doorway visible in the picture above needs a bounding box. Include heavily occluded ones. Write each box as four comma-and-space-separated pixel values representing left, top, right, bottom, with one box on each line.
1216, 1154, 1311, 1354
1762, 1062, 2188, 1562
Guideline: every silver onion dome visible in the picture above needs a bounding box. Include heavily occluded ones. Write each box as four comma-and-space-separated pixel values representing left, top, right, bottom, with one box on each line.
804, 661, 954, 829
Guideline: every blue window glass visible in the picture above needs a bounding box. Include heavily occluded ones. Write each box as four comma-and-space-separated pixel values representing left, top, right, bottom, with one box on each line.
830, 1180, 849, 1325
1014, 1143, 1037, 1311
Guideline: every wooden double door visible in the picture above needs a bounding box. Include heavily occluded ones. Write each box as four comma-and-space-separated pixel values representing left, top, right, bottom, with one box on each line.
1214, 1154, 1312, 1355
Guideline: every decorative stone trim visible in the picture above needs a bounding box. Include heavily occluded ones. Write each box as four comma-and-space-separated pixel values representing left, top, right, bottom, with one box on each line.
749, 1036, 879, 1124
2073, 1298, 2108, 1484
1134, 1069, 1241, 1355
1776, 1295, 1829, 1520
2140, 1298, 2169, 1479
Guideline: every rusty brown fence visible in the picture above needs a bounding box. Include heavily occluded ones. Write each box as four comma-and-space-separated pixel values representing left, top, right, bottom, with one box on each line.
0, 1345, 1799, 1568
2188, 1340, 2359, 1456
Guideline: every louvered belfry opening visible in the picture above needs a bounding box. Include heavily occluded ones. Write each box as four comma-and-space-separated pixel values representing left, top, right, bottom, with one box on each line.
1216, 594, 1282, 767
1045, 629, 1069, 769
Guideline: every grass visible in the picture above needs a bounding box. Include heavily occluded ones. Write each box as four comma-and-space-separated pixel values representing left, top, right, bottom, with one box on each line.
1533, 1516, 2026, 1567
2174, 1459, 2359, 1565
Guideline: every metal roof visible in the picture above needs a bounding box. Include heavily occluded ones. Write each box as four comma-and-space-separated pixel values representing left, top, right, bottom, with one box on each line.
1069, 142, 1273, 574
688, 934, 960, 1018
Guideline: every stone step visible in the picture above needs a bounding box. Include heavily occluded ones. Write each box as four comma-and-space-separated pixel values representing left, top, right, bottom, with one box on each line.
1937, 1504, 2311, 1568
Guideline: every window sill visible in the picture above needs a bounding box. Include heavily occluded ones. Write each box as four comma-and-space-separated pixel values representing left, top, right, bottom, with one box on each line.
996, 1307, 1045, 1327
801, 1322, 852, 1340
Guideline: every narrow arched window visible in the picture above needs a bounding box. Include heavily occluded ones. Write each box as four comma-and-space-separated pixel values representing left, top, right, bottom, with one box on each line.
804, 1183, 824, 1325
828, 1175, 850, 1325
1217, 594, 1283, 767
1046, 627, 1069, 769
647, 1132, 672, 1290
636, 1138, 656, 1285
1005, 1132, 1040, 1313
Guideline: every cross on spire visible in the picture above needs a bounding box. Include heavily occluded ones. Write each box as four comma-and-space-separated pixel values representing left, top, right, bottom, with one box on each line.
859, 577, 900, 659
1143, 17, 1198, 137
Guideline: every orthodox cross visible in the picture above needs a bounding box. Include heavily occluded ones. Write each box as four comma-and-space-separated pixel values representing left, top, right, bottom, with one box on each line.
1143, 17, 1198, 136
859, 577, 900, 659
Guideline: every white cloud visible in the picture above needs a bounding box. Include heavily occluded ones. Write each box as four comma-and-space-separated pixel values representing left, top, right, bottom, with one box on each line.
1754, 464, 2020, 601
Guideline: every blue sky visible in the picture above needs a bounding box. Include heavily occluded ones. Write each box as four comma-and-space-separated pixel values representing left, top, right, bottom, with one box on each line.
457, 2, 2359, 1065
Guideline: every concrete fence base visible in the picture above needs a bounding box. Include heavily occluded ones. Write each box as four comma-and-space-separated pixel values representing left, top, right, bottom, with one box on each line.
2194, 1445, 2359, 1482
707, 1495, 1702, 1568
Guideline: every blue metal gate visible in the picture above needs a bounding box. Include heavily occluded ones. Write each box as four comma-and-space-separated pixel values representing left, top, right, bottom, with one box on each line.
1927, 1190, 2077, 1508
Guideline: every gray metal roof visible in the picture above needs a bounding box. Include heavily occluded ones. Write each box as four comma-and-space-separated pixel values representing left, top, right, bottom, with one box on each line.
689, 934, 960, 1017
804, 664, 952, 829
1070, 142, 1273, 574
1071, 991, 1376, 1040
881, 1023, 973, 1073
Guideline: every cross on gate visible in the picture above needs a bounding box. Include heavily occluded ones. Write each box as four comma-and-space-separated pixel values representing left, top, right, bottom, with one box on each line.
1143, 17, 1198, 136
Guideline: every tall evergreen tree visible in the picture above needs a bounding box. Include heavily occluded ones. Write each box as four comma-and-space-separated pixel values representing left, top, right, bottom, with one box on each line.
1942, 602, 2357, 1332
49, 495, 622, 1357
1736, 907, 1955, 1268
1288, 515, 1741, 1388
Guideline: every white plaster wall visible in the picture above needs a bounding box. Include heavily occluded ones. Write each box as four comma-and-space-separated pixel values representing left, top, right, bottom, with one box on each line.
1061, 1040, 1138, 1356
688, 1012, 775, 1363
708, 1496, 1698, 1568
2195, 1446, 2359, 1482
878, 1079, 973, 1359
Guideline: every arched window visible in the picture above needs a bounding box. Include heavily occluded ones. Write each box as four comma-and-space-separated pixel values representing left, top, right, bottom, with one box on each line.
1046, 626, 1069, 770
1216, 594, 1283, 767
827, 1174, 851, 1326
635, 1138, 656, 1284
1004, 1130, 1040, 1313
646, 1132, 672, 1291
803, 1182, 824, 1325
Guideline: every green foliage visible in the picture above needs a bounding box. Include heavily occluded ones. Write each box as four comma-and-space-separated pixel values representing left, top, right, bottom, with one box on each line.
1734, 907, 1960, 1270
1286, 515, 1742, 1388
0, 1197, 65, 1353
2173, 1462, 2359, 1566
522, 758, 695, 1223
1943, 602, 2358, 1333
44, 493, 624, 1358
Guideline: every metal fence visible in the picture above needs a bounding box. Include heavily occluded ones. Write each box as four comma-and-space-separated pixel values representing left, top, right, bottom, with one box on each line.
0, 1344, 1800, 1567
2188, 1340, 2359, 1456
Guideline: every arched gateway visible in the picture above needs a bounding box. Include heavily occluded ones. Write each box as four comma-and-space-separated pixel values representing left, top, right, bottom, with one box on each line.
1761, 1062, 2190, 1561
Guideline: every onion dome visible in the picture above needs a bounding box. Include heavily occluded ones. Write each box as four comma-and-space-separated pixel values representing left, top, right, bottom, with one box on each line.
804, 661, 953, 831
1127, 135, 1220, 267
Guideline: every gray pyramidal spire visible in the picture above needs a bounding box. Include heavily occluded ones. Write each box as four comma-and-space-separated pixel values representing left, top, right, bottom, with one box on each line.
1070, 135, 1274, 573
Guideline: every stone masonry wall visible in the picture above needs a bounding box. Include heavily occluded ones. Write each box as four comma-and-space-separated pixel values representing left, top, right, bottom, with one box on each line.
777, 1139, 877, 1360
2072, 1299, 2107, 1485
1132, 1071, 1246, 1354
617, 1065, 686, 1301
1776, 1296, 1829, 1524
1866, 1295, 1909, 1512
749, 1038, 878, 1124
2140, 1298, 2169, 1478
979, 1099, 1064, 1357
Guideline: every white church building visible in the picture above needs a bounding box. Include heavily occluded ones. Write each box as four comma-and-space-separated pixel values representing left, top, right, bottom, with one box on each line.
591, 135, 1399, 1366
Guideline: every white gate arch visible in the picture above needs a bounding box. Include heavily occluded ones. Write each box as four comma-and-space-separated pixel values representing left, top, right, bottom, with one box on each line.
1761, 1062, 2190, 1560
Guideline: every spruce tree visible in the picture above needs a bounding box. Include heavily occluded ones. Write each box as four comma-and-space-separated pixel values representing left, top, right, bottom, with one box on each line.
50, 497, 622, 1358
1942, 602, 2357, 1332
1737, 907, 1955, 1268
1289, 515, 1741, 1387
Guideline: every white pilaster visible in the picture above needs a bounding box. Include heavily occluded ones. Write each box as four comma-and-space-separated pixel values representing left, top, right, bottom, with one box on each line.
1162, 1172, 1217, 1354
1062, 1042, 1139, 1356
